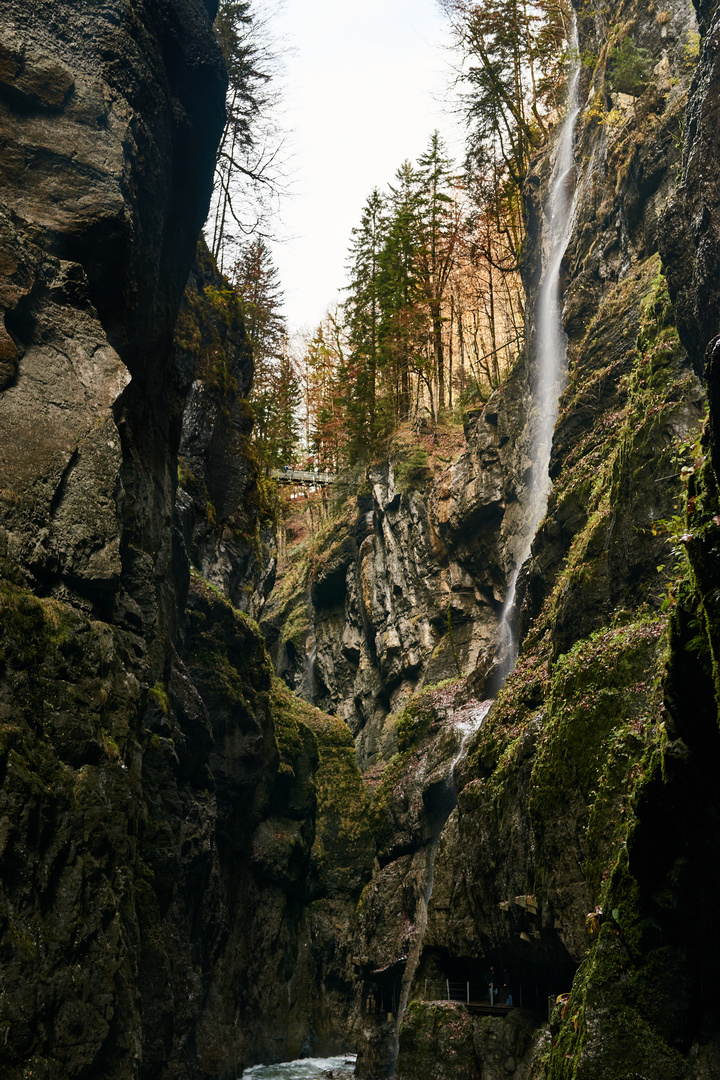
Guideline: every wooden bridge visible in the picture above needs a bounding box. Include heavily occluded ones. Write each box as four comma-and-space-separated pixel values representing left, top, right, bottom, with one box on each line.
270, 467, 336, 486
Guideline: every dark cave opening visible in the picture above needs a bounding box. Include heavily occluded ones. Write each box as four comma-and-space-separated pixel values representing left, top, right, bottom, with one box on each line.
415, 946, 579, 1020
363, 957, 407, 1016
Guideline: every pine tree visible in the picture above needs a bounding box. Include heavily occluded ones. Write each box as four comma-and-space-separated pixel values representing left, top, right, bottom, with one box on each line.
379, 160, 425, 421
415, 132, 461, 411
231, 238, 300, 469
343, 189, 388, 460
209, 0, 287, 268
273, 344, 302, 468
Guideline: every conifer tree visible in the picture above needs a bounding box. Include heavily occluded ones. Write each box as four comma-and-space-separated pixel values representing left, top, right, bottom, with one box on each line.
231, 238, 300, 469
379, 160, 424, 421
273, 343, 302, 468
209, 0, 287, 269
344, 189, 388, 459
415, 131, 460, 410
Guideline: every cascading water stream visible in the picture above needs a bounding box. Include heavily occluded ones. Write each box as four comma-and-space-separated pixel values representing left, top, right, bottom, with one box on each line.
495, 23, 582, 686
389, 701, 492, 1076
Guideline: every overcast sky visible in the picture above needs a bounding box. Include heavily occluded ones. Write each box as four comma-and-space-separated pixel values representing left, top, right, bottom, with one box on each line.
269, 0, 462, 335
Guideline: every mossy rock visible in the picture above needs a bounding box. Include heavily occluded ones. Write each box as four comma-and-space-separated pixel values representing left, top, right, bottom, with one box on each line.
271, 678, 374, 898
398, 1002, 477, 1080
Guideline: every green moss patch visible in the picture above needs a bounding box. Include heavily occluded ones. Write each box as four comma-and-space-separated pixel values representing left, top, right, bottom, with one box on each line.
271, 678, 374, 897
398, 1002, 478, 1080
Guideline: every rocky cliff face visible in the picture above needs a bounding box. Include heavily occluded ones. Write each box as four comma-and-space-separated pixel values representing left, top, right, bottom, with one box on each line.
263, 0, 720, 1077
4, 0, 720, 1077
262, 386, 532, 770
0, 4, 372, 1078
175, 239, 278, 620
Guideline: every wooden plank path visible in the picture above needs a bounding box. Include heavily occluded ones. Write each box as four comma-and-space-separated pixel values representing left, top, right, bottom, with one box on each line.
270, 468, 336, 486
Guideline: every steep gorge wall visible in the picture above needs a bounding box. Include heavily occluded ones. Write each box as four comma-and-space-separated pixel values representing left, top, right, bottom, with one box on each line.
262, 383, 532, 771
379, 0, 720, 1072
0, 4, 372, 1078
3, 0, 720, 1077
264, 0, 720, 1077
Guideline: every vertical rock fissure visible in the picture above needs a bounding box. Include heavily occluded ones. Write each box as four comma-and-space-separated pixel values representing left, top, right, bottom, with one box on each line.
389, 705, 491, 1076
495, 21, 582, 686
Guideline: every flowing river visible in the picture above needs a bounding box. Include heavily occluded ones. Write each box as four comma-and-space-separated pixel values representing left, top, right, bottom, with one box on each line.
241, 1056, 357, 1080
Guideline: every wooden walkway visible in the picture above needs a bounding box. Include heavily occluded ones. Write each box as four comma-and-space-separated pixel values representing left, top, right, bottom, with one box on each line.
270, 468, 336, 486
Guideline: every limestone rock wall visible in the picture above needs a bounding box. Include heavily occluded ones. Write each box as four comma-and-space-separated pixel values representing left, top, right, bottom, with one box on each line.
0, 0, 226, 636
175, 239, 278, 621
346, 0, 720, 1076
263, 376, 531, 771
0, 4, 372, 1079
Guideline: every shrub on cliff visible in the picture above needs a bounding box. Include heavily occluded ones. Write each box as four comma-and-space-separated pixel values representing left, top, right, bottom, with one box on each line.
608, 37, 651, 97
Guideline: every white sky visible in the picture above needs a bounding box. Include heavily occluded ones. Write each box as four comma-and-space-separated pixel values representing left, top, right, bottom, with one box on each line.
269, 0, 462, 335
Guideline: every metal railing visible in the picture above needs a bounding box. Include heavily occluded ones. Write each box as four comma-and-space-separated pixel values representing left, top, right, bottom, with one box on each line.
423, 981, 511, 1006
270, 468, 336, 486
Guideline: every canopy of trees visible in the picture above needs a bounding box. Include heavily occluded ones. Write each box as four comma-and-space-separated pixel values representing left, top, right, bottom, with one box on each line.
202, 0, 578, 477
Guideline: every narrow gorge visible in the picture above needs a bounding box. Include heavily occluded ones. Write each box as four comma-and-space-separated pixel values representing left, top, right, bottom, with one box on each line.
2, 0, 720, 1079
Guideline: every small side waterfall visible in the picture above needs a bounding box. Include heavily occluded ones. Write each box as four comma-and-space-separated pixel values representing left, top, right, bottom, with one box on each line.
305, 628, 317, 699
389, 702, 492, 1075
495, 24, 582, 685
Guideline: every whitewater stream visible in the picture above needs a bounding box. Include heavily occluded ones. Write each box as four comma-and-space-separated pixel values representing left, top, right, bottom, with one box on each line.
495, 21, 582, 683
241, 1056, 357, 1080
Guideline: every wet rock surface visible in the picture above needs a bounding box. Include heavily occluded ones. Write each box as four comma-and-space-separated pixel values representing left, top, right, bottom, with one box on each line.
4, 0, 720, 1077
347, 0, 720, 1077
175, 240, 278, 620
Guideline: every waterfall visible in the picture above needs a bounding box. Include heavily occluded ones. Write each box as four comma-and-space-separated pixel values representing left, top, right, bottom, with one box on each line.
494, 23, 582, 687
305, 628, 317, 699
389, 702, 492, 1076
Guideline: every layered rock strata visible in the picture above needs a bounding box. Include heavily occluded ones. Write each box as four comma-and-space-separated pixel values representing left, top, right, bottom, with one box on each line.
320, 0, 718, 1076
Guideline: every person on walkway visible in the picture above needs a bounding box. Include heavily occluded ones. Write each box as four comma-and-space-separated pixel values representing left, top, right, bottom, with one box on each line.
486, 963, 497, 1004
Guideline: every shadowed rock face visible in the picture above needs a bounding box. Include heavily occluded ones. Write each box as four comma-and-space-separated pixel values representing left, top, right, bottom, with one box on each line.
174, 242, 278, 620
0, 4, 232, 1078
0, 11, 376, 1079
0, 0, 226, 631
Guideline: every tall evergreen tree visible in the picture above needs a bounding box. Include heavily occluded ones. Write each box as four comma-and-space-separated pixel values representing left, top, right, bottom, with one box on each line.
209, 0, 287, 269
379, 161, 425, 421
415, 131, 460, 410
343, 189, 388, 459
231, 238, 300, 469
273, 343, 302, 468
